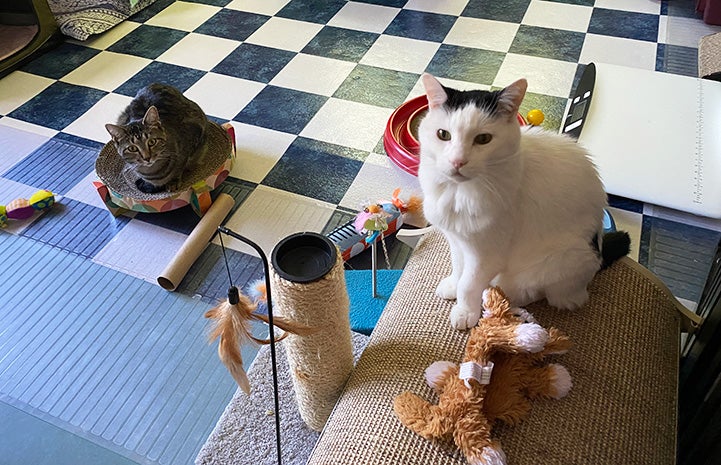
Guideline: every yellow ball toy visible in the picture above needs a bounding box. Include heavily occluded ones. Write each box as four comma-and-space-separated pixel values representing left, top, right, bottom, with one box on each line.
526, 109, 545, 126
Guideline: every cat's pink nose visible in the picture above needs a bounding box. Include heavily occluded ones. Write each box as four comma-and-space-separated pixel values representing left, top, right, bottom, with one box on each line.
452, 160, 466, 170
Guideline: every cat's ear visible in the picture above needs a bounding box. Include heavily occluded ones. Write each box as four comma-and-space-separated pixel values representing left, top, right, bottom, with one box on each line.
421, 73, 447, 109
105, 123, 126, 141
497, 79, 528, 117
143, 106, 160, 126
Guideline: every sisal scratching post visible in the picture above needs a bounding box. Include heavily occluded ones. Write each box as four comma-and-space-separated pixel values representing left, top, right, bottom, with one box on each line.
270, 232, 354, 432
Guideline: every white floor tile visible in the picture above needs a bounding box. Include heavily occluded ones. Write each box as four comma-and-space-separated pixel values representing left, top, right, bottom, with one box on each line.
184, 73, 265, 120
145, 1, 221, 32
0, 117, 59, 139
225, 0, 289, 16
219, 185, 335, 258
63, 93, 133, 143
522, 1, 592, 33
270, 54, 356, 96
0, 125, 51, 175
444, 17, 519, 52
73, 21, 141, 50
408, 76, 491, 99
437, 77, 492, 92
61, 52, 151, 92
665, 16, 721, 48
580, 34, 657, 70
405, 0, 468, 16
64, 170, 109, 210
643, 204, 721, 233
339, 152, 422, 211
92, 218, 188, 284
300, 98, 393, 152
157, 33, 239, 71
594, 0, 661, 15
228, 122, 296, 183
406, 78, 427, 100
0, 71, 54, 115
658, 15, 668, 44
494, 54, 577, 98
328, 2, 400, 33
360, 35, 440, 74
245, 17, 323, 53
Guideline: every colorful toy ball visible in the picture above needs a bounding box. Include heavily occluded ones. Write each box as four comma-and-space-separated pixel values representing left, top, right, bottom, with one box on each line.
6, 198, 34, 220
30, 189, 55, 210
0, 190, 56, 228
526, 109, 545, 126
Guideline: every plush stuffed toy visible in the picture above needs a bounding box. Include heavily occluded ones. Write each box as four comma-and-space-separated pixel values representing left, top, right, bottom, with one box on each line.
393, 287, 572, 465
1, 190, 55, 228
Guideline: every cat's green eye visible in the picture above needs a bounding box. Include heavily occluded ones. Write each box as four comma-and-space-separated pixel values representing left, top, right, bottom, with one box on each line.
126, 146, 138, 152
437, 129, 451, 141
474, 133, 492, 145
148, 138, 157, 147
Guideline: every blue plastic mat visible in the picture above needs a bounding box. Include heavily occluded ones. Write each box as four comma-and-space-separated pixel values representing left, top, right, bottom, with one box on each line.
0, 232, 260, 465
345, 269, 403, 335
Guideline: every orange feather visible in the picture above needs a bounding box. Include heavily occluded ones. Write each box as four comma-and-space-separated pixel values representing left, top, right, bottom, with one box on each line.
205, 286, 313, 393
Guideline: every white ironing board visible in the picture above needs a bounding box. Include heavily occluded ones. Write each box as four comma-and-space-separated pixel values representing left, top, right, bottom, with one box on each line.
576, 63, 721, 218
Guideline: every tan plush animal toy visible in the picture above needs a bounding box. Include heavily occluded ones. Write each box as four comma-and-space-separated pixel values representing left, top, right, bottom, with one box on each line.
393, 287, 573, 465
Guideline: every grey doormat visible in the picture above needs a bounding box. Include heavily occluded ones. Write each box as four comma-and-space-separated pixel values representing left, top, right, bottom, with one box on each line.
195, 332, 370, 465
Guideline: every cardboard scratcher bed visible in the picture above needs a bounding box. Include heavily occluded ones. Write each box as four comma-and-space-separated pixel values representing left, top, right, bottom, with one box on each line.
93, 122, 235, 217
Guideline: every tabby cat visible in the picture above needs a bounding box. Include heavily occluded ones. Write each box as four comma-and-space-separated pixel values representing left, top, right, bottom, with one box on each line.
105, 83, 209, 193
417, 73, 630, 330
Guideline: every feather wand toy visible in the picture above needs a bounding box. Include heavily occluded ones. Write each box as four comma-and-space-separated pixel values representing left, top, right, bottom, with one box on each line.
204, 280, 311, 394
205, 227, 312, 465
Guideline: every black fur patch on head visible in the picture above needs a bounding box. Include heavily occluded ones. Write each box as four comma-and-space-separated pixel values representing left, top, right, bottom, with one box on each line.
442, 85, 503, 115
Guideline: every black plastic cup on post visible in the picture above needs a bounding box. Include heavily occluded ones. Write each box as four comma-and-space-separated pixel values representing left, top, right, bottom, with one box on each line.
271, 232, 337, 283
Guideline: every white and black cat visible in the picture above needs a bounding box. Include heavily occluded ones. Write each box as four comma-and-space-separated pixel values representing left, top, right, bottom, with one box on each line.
105, 84, 209, 193
417, 73, 630, 330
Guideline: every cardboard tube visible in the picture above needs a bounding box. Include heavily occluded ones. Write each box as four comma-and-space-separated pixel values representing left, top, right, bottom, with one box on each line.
157, 193, 235, 291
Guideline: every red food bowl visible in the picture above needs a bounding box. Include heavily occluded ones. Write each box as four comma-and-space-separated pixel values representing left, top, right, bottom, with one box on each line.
384, 95, 526, 177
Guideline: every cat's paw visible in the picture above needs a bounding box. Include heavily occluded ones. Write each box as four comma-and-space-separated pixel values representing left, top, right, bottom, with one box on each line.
450, 303, 481, 330
436, 276, 458, 300
135, 178, 164, 194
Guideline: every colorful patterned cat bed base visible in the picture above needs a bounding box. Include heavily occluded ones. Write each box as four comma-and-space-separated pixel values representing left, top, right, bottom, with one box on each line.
94, 122, 235, 217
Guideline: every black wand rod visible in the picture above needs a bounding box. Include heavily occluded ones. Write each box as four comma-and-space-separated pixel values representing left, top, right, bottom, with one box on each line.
217, 226, 283, 465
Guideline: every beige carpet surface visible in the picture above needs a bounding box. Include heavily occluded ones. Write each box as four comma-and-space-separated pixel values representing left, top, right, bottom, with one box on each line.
195, 332, 369, 465
307, 229, 689, 465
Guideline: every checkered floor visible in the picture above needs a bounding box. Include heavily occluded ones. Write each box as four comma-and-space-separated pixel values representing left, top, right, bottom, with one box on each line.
1, 0, 721, 464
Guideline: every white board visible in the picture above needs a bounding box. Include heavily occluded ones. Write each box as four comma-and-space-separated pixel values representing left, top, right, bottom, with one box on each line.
576, 63, 721, 218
